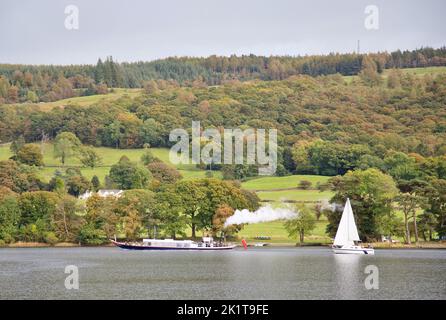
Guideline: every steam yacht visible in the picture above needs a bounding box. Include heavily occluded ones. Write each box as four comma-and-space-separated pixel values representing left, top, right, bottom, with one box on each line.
111, 236, 236, 251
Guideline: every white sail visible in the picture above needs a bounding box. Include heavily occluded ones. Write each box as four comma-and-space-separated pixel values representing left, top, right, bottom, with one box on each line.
333, 199, 360, 247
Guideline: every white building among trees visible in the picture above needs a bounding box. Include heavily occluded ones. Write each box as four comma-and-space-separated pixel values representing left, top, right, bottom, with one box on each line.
79, 189, 123, 200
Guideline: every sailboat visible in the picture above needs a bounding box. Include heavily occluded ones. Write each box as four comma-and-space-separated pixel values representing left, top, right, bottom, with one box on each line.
332, 199, 375, 255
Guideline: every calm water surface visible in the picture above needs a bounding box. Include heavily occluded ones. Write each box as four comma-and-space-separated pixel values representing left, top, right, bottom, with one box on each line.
0, 247, 445, 300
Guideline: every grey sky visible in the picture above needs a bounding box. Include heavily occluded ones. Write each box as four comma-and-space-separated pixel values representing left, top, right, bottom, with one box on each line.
0, 0, 445, 65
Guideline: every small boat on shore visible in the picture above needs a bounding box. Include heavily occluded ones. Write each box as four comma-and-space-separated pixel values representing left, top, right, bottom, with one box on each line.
332, 199, 375, 255
253, 243, 269, 247
111, 236, 236, 251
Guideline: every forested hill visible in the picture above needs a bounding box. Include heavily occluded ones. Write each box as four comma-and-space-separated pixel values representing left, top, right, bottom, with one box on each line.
1, 47, 446, 104
1, 68, 446, 177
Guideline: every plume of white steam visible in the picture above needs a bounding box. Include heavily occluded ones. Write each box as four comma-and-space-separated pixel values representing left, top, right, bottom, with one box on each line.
319, 199, 338, 212
224, 205, 298, 227
317, 200, 345, 214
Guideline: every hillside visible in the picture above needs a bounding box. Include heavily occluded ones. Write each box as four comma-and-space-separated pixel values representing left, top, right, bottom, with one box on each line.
1, 64, 446, 246
3, 66, 444, 113
1, 47, 445, 105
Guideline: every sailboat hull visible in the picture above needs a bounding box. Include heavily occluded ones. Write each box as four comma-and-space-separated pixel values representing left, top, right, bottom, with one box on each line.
332, 246, 375, 255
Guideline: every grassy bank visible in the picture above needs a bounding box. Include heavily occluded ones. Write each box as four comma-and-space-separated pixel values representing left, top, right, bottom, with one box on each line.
3, 242, 80, 248
370, 241, 446, 249
236, 219, 332, 245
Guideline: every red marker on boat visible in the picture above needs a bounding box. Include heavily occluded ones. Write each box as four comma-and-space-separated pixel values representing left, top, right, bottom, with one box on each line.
241, 239, 247, 250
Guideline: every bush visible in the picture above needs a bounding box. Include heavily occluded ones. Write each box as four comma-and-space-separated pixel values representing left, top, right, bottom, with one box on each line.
0, 194, 20, 243
44, 232, 58, 245
91, 175, 100, 191
0, 232, 14, 244
140, 149, 160, 165
66, 174, 91, 197
147, 162, 182, 184
298, 180, 312, 190
0, 239, 5, 247
78, 146, 102, 168
275, 164, 289, 177
0, 225, 18, 244
16, 144, 44, 166
317, 182, 331, 192
19, 224, 41, 242
77, 223, 107, 245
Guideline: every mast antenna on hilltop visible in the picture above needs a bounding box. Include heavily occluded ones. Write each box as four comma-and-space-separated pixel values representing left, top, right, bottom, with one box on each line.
357, 40, 361, 54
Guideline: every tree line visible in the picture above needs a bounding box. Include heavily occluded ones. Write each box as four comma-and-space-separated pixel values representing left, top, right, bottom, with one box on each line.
1, 47, 445, 103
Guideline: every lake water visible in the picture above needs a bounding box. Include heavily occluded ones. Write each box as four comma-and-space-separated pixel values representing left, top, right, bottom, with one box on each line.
0, 247, 445, 300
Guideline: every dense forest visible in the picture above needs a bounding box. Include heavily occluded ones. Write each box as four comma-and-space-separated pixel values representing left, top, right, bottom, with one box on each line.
1, 47, 446, 104
2, 64, 445, 170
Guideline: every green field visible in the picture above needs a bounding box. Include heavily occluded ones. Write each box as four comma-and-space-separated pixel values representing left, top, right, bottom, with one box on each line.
344, 66, 446, 84
184, 189, 334, 245
237, 219, 332, 244
392, 66, 446, 76
11, 88, 142, 112
0, 142, 214, 182
256, 189, 333, 202
241, 175, 330, 191
239, 176, 333, 244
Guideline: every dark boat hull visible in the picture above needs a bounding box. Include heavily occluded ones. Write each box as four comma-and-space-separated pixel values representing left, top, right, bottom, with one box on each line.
111, 240, 236, 251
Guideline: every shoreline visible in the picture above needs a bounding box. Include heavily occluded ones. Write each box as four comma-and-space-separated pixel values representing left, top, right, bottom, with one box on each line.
1, 241, 445, 249
0, 242, 114, 248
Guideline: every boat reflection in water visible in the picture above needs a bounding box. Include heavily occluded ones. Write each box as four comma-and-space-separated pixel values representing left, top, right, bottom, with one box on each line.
333, 254, 362, 299
111, 236, 236, 251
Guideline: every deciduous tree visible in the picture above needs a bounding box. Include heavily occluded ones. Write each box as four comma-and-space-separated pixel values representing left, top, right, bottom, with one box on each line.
284, 205, 316, 246
328, 169, 398, 241
16, 144, 44, 166
78, 146, 102, 168
54, 132, 81, 166
109, 156, 152, 189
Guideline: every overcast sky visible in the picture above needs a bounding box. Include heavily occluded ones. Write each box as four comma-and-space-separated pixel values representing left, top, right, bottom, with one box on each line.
1, 0, 445, 65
